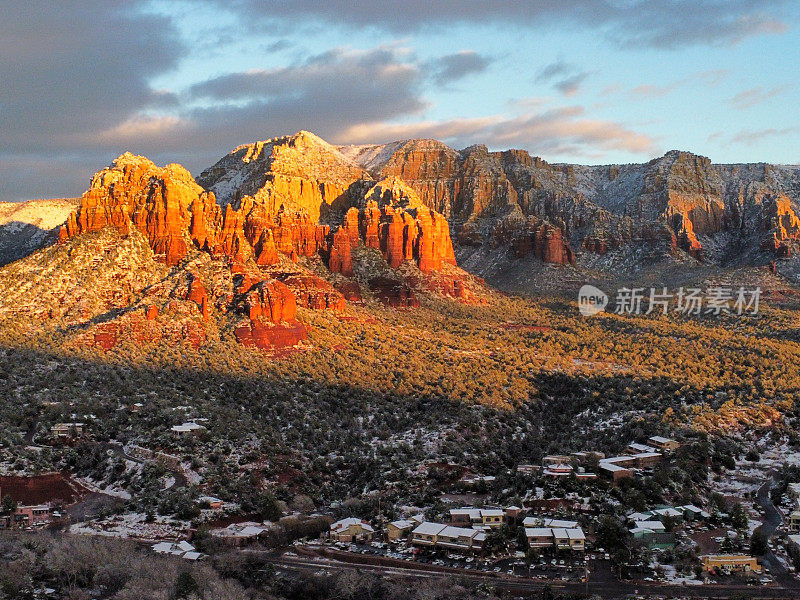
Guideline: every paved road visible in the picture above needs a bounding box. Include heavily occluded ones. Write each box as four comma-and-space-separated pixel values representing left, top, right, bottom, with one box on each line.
754, 472, 800, 589
264, 549, 800, 599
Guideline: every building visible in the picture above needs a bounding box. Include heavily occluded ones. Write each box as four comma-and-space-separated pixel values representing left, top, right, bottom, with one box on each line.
701, 554, 761, 573
626, 443, 657, 455
543, 463, 574, 477
542, 455, 573, 466
652, 507, 684, 524
517, 464, 540, 476
2, 504, 54, 529
387, 519, 414, 541
330, 517, 375, 543
790, 510, 800, 533
677, 505, 711, 522
411, 522, 447, 546
171, 422, 205, 435
598, 462, 633, 482
631, 526, 675, 549
480, 509, 505, 528
450, 507, 481, 526
198, 496, 224, 510
648, 436, 680, 452
50, 422, 85, 440
525, 526, 585, 551
436, 526, 485, 551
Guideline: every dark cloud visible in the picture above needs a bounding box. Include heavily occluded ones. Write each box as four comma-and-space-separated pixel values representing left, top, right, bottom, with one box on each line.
221, 0, 790, 48
0, 1, 186, 200
536, 60, 590, 96
431, 51, 492, 85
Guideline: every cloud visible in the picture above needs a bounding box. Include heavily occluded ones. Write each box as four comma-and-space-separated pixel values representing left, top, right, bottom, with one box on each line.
220, 0, 791, 48
340, 106, 656, 157
629, 70, 727, 98
0, 1, 184, 155
536, 60, 591, 96
431, 51, 492, 85
188, 46, 426, 126
731, 85, 789, 109
730, 126, 799, 145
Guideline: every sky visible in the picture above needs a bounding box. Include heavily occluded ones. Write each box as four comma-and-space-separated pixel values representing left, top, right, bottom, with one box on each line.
1, 0, 798, 201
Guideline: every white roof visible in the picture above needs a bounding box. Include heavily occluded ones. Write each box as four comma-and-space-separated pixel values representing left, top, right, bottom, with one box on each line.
412, 522, 447, 536
648, 436, 675, 444
543, 518, 578, 528
473, 531, 486, 542
628, 443, 656, 452
152, 542, 173, 553
240, 525, 266, 537
628, 511, 653, 521
522, 516, 540, 527
182, 552, 202, 560
551, 527, 569, 539
634, 520, 666, 531
633, 452, 662, 459
630, 527, 655, 534
177, 541, 195, 552
331, 517, 374, 533
525, 527, 554, 537
480, 509, 504, 517
439, 526, 478, 538
789, 535, 800, 546
171, 422, 204, 432
566, 528, 586, 540
599, 462, 629, 472
389, 519, 414, 529
653, 507, 683, 517
450, 507, 481, 519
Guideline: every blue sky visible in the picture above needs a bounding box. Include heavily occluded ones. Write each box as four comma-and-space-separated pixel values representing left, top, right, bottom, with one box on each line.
1, 0, 798, 200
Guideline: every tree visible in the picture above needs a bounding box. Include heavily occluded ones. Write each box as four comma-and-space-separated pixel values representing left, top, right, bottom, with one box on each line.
750, 529, 768, 556
172, 570, 199, 599
729, 502, 748, 531
1, 494, 17, 515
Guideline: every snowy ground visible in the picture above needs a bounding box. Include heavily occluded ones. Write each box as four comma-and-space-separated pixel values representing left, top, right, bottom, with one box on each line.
70, 512, 190, 540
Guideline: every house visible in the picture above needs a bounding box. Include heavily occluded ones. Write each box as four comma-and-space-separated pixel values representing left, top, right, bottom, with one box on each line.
504, 506, 522, 520
598, 462, 632, 482
198, 496, 224, 510
3, 504, 53, 529
701, 554, 761, 573
631, 526, 674, 549
411, 522, 447, 546
543, 463, 574, 477
626, 443, 657, 455
436, 526, 484, 551
450, 507, 481, 526
652, 507, 684, 524
525, 526, 585, 551
50, 422, 85, 440
632, 520, 666, 532
632, 452, 662, 469
790, 510, 800, 533
387, 519, 414, 541
480, 509, 505, 528
526, 527, 555, 547
152, 541, 196, 557
171, 422, 205, 435
517, 464, 540, 475
542, 455, 573, 466
330, 517, 375, 542
677, 505, 711, 522
648, 436, 680, 452
570, 451, 605, 463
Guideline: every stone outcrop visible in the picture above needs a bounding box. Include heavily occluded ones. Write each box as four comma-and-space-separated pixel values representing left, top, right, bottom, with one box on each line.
233, 278, 308, 349
279, 275, 346, 311
369, 277, 419, 308
60, 153, 221, 266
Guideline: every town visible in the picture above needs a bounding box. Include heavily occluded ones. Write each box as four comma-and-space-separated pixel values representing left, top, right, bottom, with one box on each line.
6, 426, 800, 597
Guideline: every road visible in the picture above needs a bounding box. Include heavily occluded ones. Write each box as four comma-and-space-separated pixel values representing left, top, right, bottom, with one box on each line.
754, 472, 800, 589
260, 548, 800, 599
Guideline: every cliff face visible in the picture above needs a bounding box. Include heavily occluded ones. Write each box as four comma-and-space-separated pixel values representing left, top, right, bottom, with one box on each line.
342, 140, 800, 265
